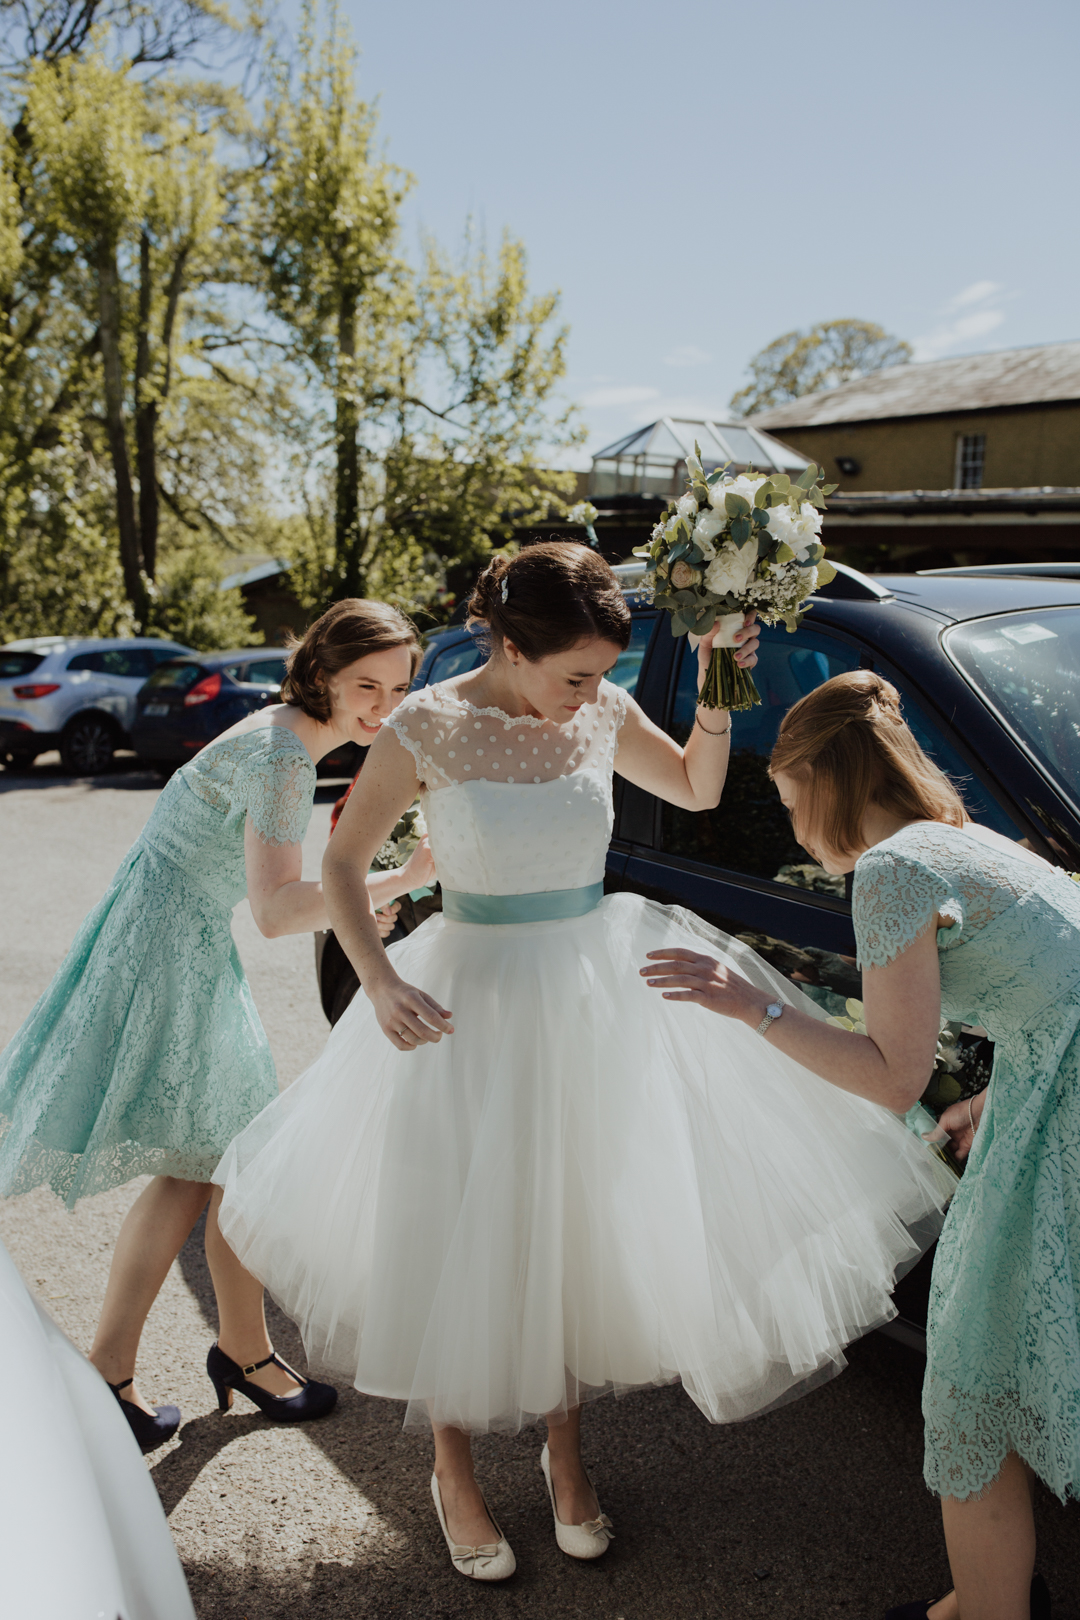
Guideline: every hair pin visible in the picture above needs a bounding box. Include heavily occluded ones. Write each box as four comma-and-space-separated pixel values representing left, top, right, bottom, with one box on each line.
500, 577, 509, 604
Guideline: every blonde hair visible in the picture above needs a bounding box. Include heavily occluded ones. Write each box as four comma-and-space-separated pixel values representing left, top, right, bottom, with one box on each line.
769, 670, 966, 858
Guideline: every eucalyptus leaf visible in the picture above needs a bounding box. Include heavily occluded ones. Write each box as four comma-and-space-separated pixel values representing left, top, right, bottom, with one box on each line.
770, 473, 791, 492
774, 541, 795, 563
706, 469, 723, 487
796, 464, 818, 490
753, 505, 769, 526
806, 487, 826, 510
671, 619, 691, 637
725, 492, 751, 518
816, 559, 838, 586
730, 516, 751, 546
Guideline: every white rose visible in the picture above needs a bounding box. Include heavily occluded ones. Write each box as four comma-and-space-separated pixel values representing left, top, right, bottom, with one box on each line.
676, 493, 698, 523
707, 473, 769, 513
704, 540, 757, 599
685, 448, 704, 483
690, 508, 724, 560
767, 502, 823, 561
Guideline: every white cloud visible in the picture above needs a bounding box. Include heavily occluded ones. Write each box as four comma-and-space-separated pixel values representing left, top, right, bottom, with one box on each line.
579, 384, 659, 409
913, 281, 1008, 362
663, 344, 712, 368
949, 279, 1004, 310
630, 396, 731, 424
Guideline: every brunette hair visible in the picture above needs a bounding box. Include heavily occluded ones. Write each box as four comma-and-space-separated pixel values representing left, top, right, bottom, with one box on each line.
281, 598, 422, 722
467, 543, 631, 660
769, 670, 966, 858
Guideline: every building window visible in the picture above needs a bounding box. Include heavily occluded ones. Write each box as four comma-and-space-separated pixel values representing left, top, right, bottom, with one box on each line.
955, 433, 986, 489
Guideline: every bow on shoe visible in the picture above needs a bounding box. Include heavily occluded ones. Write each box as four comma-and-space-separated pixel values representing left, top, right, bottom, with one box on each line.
450, 1541, 502, 1572
581, 1514, 615, 1539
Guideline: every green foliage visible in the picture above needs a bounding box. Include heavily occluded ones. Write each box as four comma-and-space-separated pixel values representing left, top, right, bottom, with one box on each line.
146, 532, 259, 651
730, 319, 913, 417
0, 0, 580, 648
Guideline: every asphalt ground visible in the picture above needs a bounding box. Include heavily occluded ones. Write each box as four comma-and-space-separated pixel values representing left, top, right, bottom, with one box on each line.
2, 753, 1078, 1620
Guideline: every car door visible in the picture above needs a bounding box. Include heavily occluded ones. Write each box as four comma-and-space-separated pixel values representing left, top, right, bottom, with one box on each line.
64, 648, 158, 732
611, 615, 1027, 1016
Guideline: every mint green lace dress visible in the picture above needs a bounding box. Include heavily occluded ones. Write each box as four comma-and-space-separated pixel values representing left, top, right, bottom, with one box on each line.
853, 822, 1080, 1502
0, 727, 316, 1210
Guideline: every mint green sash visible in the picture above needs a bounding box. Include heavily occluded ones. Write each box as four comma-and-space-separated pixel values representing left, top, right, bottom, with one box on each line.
441, 882, 604, 925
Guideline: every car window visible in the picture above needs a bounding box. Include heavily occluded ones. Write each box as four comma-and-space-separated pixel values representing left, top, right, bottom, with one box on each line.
662, 624, 861, 885
220, 664, 245, 682
607, 613, 657, 696
426, 636, 486, 685
243, 657, 288, 687
945, 607, 1080, 809
149, 644, 187, 664
142, 661, 203, 692
67, 648, 155, 678
0, 652, 45, 678
662, 622, 1020, 884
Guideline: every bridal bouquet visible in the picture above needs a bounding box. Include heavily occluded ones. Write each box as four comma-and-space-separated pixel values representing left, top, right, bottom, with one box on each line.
370, 804, 433, 900
633, 448, 838, 710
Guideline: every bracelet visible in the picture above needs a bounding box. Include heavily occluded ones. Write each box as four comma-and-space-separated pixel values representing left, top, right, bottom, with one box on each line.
694, 711, 731, 737
967, 1097, 977, 1136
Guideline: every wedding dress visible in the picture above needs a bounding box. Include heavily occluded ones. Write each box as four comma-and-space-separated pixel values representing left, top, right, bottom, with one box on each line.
215, 680, 953, 1433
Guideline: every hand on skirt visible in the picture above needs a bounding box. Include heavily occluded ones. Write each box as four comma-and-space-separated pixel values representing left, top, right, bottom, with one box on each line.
367, 974, 454, 1051
640, 948, 762, 1021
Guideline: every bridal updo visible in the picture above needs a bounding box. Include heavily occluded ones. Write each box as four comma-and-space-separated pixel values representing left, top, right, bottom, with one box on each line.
770, 670, 966, 858
468, 543, 631, 661
282, 598, 422, 722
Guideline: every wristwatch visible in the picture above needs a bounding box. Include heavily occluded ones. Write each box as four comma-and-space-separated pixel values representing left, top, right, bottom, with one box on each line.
755, 1000, 784, 1038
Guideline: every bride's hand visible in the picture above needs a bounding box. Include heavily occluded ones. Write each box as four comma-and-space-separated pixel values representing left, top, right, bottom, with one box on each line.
366, 973, 454, 1051
692, 610, 760, 671
402, 835, 437, 891
639, 948, 765, 1023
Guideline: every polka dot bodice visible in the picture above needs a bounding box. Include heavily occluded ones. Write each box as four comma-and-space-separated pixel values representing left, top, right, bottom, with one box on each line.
384, 680, 628, 895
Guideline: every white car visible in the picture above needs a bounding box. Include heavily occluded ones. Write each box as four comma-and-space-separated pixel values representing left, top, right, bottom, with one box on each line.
0, 636, 193, 775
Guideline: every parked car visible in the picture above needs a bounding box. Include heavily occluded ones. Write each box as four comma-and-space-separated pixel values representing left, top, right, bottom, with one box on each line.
131, 649, 363, 777
0, 636, 194, 774
320, 559, 1080, 1347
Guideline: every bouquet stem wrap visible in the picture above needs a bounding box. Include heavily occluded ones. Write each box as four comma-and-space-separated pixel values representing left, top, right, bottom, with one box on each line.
700, 613, 761, 712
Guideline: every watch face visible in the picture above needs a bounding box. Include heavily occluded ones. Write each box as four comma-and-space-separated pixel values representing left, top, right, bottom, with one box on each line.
767, 1001, 783, 1019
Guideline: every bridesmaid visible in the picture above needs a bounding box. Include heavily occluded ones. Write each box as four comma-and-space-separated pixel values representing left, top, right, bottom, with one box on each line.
642, 670, 1072, 1620
0, 599, 434, 1449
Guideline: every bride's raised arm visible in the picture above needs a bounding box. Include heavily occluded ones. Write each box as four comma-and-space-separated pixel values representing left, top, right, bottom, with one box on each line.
614, 614, 759, 811
323, 727, 454, 1051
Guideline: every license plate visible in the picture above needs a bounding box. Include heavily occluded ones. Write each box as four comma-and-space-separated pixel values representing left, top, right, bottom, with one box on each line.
144, 703, 171, 716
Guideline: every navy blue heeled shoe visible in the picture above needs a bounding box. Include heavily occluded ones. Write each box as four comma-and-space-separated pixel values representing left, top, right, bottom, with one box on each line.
885, 1572, 1051, 1620
206, 1342, 337, 1422
108, 1376, 181, 1453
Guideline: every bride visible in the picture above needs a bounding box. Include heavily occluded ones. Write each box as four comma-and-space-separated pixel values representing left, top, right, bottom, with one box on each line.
215, 542, 953, 1581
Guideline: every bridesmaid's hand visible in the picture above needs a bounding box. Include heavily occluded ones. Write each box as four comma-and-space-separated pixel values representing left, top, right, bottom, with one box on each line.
935, 1088, 987, 1161
639, 948, 765, 1024
367, 974, 454, 1051
402, 835, 437, 891
375, 903, 400, 939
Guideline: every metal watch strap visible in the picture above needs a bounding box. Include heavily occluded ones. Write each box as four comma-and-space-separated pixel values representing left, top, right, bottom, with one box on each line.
755, 1001, 784, 1038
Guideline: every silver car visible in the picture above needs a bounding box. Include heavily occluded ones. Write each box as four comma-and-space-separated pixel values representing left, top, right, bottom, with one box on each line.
0, 636, 193, 775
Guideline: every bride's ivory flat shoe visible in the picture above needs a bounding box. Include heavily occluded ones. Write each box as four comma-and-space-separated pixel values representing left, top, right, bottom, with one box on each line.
540, 1442, 614, 1560
430, 1472, 516, 1581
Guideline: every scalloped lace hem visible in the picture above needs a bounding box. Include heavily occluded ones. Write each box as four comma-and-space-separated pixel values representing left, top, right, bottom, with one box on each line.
0, 1126, 223, 1210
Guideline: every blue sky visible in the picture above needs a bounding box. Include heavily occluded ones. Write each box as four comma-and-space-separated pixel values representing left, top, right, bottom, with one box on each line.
288, 0, 1079, 466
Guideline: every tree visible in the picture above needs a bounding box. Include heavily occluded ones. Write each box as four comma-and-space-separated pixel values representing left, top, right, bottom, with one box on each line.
730, 319, 912, 418
259, 0, 410, 598
261, 3, 582, 614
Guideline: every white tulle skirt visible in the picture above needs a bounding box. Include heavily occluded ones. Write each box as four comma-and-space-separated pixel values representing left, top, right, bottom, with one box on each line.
215, 894, 952, 1433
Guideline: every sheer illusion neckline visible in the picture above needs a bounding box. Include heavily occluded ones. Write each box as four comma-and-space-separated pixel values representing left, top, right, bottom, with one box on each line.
433, 682, 576, 733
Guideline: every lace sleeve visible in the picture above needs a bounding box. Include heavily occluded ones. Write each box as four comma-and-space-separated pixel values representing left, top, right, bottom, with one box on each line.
382, 689, 454, 790
244, 743, 316, 847
852, 845, 955, 968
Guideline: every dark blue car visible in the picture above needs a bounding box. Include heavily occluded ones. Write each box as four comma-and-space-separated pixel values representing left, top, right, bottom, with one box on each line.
131, 649, 362, 777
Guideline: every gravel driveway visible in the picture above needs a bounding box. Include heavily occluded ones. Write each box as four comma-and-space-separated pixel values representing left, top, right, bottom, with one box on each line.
2, 756, 1078, 1620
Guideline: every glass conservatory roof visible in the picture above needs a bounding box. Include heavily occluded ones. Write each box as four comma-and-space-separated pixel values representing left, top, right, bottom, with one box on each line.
589, 416, 809, 502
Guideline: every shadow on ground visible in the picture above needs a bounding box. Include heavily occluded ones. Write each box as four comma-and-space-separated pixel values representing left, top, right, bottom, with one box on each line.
169, 1218, 1080, 1620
